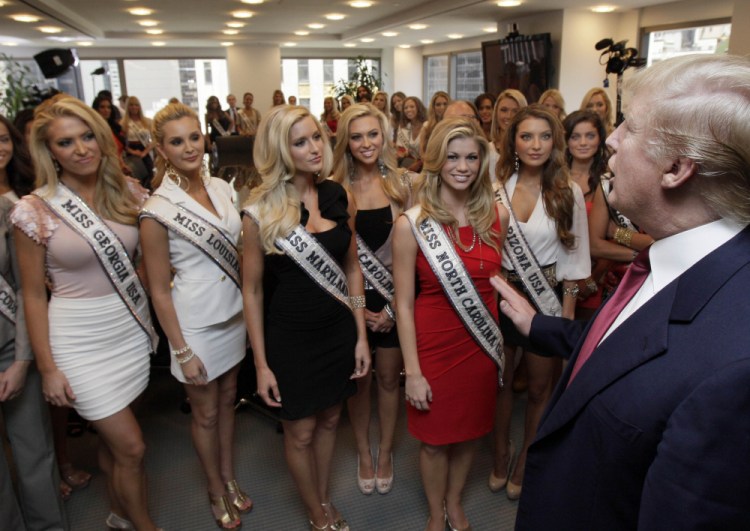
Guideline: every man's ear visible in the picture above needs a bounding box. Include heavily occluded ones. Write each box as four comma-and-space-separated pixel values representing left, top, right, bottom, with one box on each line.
661, 157, 697, 189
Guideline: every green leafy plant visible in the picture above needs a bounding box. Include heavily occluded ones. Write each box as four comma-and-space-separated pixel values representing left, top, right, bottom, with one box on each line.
332, 56, 381, 99
0, 53, 37, 119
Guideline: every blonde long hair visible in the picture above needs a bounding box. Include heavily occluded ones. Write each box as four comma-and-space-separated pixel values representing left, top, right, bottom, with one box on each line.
580, 87, 613, 133
332, 103, 409, 211
247, 106, 333, 254
121, 96, 149, 132
420, 91, 451, 155
417, 118, 500, 253
150, 103, 203, 189
30, 95, 141, 225
490, 89, 528, 146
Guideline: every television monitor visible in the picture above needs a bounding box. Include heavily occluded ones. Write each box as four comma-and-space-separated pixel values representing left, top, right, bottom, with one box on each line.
482, 33, 552, 103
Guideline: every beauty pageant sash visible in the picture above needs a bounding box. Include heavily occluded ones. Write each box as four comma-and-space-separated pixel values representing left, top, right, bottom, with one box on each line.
404, 207, 504, 379
140, 195, 240, 289
0, 272, 17, 325
356, 234, 394, 302
493, 183, 562, 317
600, 176, 637, 231
35, 184, 158, 350
243, 205, 352, 312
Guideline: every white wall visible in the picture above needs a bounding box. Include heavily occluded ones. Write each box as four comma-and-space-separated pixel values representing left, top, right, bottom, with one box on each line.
639, 0, 733, 27
558, 10, 624, 115
394, 47, 423, 99
729, 1, 750, 55
226, 45, 281, 114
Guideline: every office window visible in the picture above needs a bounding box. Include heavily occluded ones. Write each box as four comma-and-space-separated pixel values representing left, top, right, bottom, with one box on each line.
80, 60, 123, 105
424, 52, 484, 102
123, 59, 228, 128
424, 55, 449, 102
281, 58, 380, 117
453, 51, 484, 101
643, 22, 731, 65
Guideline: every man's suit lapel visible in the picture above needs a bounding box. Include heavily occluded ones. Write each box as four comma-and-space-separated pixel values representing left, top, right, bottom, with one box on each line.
535, 226, 750, 441
535, 286, 673, 440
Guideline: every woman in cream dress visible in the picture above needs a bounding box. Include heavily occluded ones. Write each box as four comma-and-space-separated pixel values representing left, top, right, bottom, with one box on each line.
140, 103, 250, 529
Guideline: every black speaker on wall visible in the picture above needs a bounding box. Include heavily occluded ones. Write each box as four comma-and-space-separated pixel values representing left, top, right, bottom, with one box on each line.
34, 48, 78, 78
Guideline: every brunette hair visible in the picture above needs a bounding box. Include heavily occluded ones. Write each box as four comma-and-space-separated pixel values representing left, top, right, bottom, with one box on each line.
498, 104, 575, 248
0, 114, 34, 197
563, 110, 610, 196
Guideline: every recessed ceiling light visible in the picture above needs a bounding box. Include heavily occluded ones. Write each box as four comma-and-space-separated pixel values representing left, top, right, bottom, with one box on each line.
226, 22, 245, 28
38, 26, 63, 34
231, 10, 254, 18
127, 7, 153, 16
283, 42, 297, 47
360, 37, 374, 43
221, 41, 234, 46
420, 39, 434, 44
307, 23, 325, 29
10, 14, 41, 23
241, 0, 264, 4
382, 31, 398, 37
222, 29, 239, 35
483, 25, 497, 33
325, 13, 346, 21
350, 1, 372, 7
2, 42, 18, 47
408, 24, 427, 30
344, 43, 357, 48
447, 33, 463, 39
294, 30, 309, 36
591, 5, 616, 12
146, 29, 163, 35
398, 44, 411, 49
151, 41, 166, 46
496, 0, 522, 6
76, 41, 93, 46
138, 20, 159, 27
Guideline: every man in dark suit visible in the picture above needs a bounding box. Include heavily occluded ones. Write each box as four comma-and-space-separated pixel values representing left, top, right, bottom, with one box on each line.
492, 54, 750, 530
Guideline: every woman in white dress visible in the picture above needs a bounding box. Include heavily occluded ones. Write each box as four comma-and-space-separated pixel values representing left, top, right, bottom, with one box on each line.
13, 95, 162, 530
490, 105, 590, 501
140, 103, 250, 530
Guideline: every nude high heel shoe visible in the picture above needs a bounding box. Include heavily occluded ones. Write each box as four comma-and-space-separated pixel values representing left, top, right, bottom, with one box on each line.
488, 440, 515, 492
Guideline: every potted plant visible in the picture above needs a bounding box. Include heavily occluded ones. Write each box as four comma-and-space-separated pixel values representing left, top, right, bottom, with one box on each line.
0, 53, 37, 119
333, 56, 381, 99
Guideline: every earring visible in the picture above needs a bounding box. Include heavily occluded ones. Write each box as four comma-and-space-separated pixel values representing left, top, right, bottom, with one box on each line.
201, 159, 211, 186
377, 156, 388, 179
52, 159, 61, 173
346, 151, 356, 181
165, 161, 184, 190
514, 152, 520, 172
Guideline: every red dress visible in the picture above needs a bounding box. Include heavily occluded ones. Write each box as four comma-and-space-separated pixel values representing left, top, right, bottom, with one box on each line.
408, 221, 502, 445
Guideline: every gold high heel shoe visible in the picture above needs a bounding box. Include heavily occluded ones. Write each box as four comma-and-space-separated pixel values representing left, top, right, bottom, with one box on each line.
225, 479, 253, 514
209, 493, 241, 529
321, 501, 349, 531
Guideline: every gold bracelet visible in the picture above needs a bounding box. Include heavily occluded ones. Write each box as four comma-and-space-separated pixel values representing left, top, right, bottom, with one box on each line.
562, 285, 580, 298
349, 295, 366, 309
613, 227, 634, 247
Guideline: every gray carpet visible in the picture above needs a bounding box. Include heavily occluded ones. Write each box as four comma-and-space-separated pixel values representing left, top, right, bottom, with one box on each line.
64, 367, 526, 530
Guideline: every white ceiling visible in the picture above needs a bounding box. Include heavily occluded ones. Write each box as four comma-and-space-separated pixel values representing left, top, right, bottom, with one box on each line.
0, 0, 672, 52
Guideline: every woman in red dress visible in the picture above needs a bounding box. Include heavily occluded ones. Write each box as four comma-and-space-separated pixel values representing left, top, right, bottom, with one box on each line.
393, 118, 508, 531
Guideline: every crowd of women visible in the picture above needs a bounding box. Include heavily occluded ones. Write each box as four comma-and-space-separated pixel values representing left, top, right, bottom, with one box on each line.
0, 81, 650, 531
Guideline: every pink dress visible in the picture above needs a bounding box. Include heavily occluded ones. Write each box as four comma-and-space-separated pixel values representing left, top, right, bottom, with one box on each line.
10, 183, 151, 420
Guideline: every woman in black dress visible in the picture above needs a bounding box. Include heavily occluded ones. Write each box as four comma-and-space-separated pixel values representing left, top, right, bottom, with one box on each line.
242, 105, 370, 531
332, 103, 411, 497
